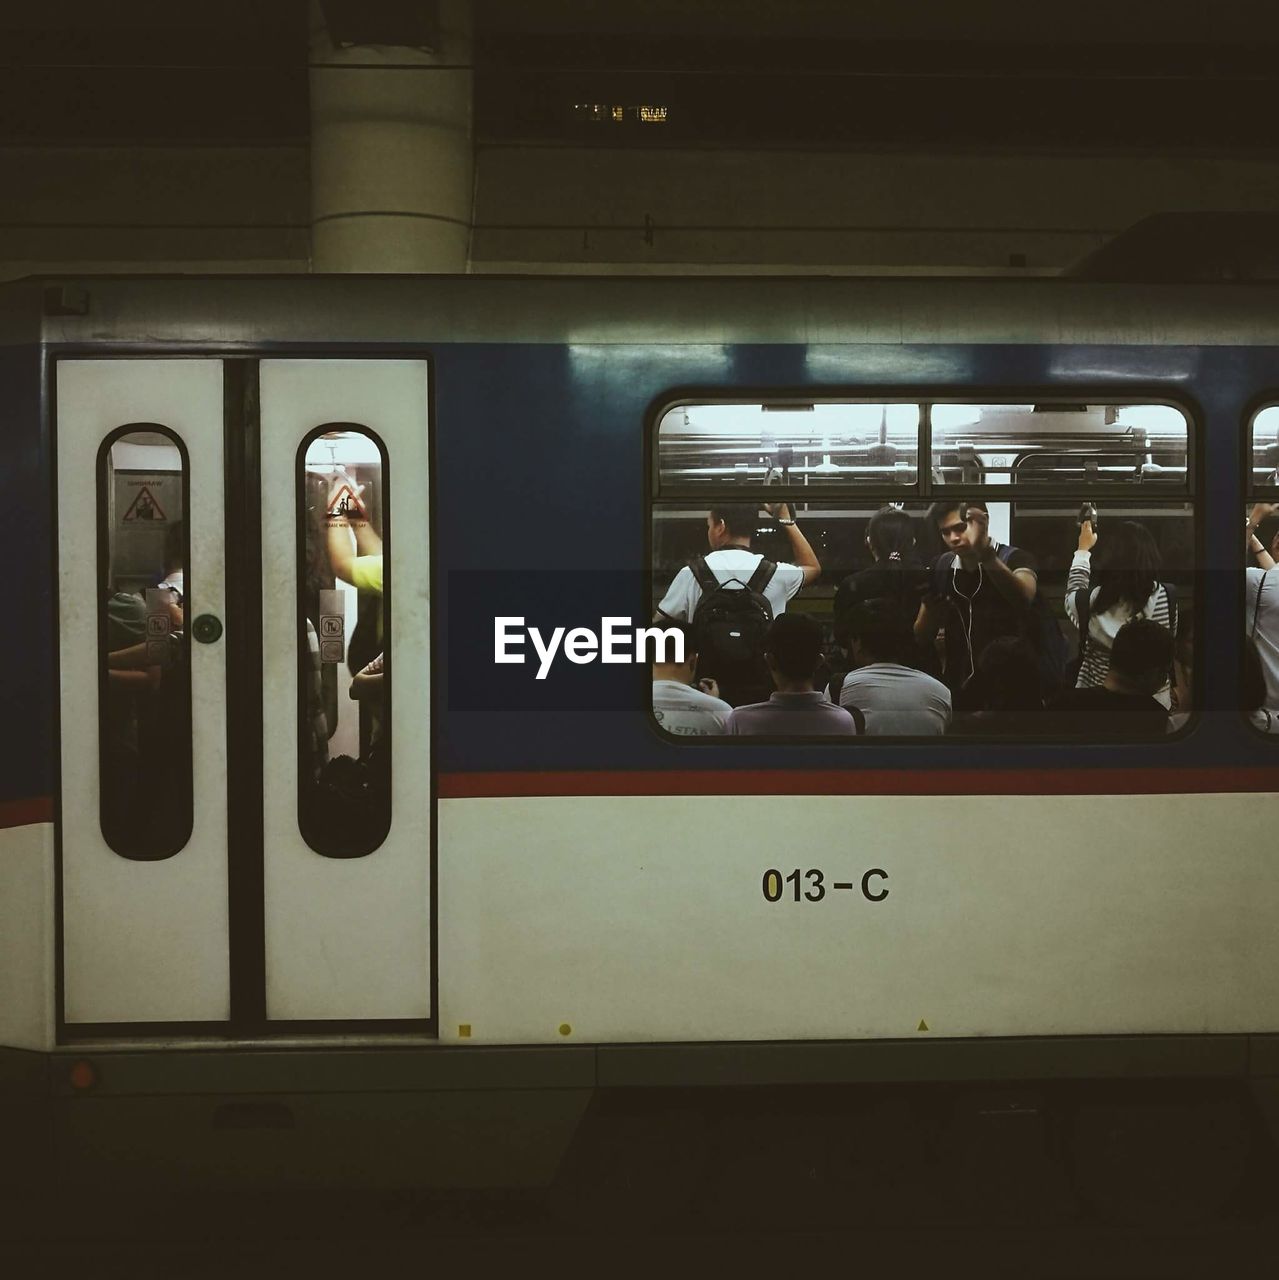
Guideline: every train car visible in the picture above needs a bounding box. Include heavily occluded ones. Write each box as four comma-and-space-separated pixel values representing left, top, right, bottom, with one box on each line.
3, 272, 1279, 1225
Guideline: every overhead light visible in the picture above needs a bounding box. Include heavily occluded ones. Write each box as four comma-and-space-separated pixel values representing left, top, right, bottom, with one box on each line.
572, 103, 670, 125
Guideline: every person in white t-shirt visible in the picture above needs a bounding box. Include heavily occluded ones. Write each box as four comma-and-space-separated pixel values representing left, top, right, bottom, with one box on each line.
655, 501, 821, 705
836, 599, 951, 735
655, 500, 821, 624
1245, 503, 1279, 717
651, 629, 733, 737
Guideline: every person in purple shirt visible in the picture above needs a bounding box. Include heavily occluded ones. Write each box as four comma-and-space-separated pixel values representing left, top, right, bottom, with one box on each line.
727, 614, 862, 736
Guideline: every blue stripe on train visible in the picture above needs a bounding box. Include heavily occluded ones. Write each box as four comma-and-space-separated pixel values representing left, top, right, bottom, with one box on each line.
433, 341, 1274, 776
9, 338, 1277, 803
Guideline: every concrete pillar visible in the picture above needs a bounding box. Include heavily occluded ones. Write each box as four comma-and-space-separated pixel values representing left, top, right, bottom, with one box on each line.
309, 0, 473, 273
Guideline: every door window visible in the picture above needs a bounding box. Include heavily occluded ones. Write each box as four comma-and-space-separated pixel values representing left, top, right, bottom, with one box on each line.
98, 426, 192, 859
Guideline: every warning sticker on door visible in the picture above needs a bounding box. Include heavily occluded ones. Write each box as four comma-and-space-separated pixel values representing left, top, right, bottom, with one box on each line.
326, 483, 367, 522
123, 484, 167, 523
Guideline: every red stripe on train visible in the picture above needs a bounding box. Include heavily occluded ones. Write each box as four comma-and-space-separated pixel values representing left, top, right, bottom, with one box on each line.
0, 796, 55, 828
6, 771, 1276, 825
437, 767, 1279, 799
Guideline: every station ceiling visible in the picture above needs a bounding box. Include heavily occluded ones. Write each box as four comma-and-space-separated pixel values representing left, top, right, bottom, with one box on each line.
2, 1, 1278, 149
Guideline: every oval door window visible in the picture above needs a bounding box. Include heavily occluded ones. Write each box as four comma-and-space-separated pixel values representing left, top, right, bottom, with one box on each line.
298, 426, 391, 858
97, 426, 193, 859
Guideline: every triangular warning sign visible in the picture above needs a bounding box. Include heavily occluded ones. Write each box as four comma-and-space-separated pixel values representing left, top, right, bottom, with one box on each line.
326, 483, 367, 521
917, 1019, 930, 1032
122, 485, 166, 522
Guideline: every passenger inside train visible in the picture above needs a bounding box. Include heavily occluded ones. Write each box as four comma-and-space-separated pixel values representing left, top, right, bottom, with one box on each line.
653, 498, 820, 706
298, 429, 390, 856
726, 614, 862, 736
651, 400, 1210, 739
834, 598, 951, 735
1245, 498, 1279, 731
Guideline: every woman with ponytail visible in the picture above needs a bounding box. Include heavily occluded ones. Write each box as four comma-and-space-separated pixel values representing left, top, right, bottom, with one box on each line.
833, 506, 929, 626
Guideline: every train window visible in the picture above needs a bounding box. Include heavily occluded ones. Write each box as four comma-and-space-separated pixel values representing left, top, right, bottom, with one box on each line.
97, 426, 192, 859
656, 402, 920, 492
930, 403, 1189, 489
650, 397, 1196, 741
297, 427, 391, 858
1249, 405, 1279, 489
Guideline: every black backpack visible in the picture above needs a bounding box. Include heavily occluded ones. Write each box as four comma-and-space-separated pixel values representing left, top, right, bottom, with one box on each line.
689, 555, 777, 705
933, 546, 1069, 698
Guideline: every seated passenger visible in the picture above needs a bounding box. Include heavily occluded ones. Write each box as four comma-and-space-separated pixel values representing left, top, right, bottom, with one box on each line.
651, 629, 733, 736
1066, 516, 1176, 708
835, 600, 951, 736
727, 614, 861, 736
1048, 618, 1172, 736
954, 636, 1044, 735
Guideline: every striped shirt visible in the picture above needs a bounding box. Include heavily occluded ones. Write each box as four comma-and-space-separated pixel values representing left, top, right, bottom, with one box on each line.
1064, 550, 1175, 708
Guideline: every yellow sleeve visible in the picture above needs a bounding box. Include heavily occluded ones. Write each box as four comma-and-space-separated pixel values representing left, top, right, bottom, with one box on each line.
349, 555, 383, 595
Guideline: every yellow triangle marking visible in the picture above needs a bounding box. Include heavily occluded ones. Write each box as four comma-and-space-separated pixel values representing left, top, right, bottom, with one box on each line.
917, 1019, 930, 1032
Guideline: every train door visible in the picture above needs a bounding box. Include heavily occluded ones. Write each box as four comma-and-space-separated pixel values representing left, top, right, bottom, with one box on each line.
55, 357, 432, 1031
258, 360, 431, 1022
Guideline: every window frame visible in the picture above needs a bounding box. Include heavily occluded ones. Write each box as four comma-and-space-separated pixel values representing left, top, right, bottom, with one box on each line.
1247, 402, 1279, 494
653, 394, 1193, 505
294, 421, 393, 859
646, 388, 1201, 745
95, 421, 193, 859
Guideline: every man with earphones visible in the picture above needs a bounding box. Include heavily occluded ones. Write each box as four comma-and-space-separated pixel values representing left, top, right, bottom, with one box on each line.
915, 499, 1044, 706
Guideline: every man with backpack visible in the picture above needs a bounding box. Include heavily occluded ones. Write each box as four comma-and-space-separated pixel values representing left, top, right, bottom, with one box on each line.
916, 499, 1066, 706
655, 500, 821, 706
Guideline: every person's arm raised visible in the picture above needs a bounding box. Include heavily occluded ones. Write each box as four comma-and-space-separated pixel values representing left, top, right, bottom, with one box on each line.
767, 500, 821, 585
968, 508, 1036, 606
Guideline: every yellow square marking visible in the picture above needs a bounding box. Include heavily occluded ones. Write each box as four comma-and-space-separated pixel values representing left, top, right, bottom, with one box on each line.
458, 1024, 472, 1038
